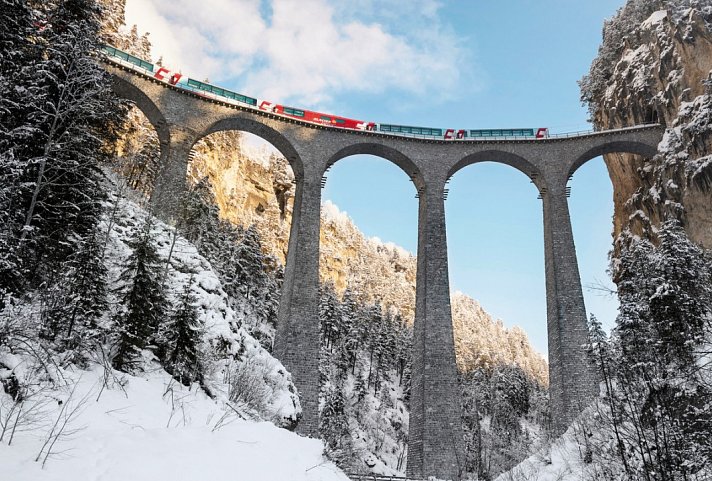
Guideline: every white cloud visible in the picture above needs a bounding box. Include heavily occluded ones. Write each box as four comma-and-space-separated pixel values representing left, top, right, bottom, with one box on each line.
124, 0, 471, 107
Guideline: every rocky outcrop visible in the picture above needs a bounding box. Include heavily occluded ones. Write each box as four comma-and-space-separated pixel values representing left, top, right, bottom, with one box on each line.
581, 1, 712, 249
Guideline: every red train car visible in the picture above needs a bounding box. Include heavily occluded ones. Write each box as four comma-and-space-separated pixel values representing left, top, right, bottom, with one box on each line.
260, 101, 376, 131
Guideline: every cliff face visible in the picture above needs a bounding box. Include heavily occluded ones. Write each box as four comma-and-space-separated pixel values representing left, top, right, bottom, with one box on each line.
581, 1, 712, 248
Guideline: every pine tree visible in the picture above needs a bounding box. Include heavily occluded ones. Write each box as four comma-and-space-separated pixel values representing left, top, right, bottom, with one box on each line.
320, 281, 341, 351
606, 220, 712, 478
587, 314, 631, 476
232, 224, 268, 300
57, 229, 108, 352
178, 178, 217, 247
1, 0, 124, 297
0, 0, 38, 300
320, 381, 353, 466
160, 277, 203, 386
112, 218, 167, 371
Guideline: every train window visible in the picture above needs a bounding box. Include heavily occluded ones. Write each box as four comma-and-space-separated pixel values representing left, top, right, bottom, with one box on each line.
284, 107, 305, 117
320, 116, 332, 122
335, 119, 346, 124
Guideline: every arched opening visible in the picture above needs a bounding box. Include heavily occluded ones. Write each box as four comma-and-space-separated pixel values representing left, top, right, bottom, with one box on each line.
184, 130, 297, 347
109, 75, 170, 198
567, 140, 660, 331
112, 104, 165, 198
445, 158, 549, 480
568, 156, 619, 331
318, 151, 419, 475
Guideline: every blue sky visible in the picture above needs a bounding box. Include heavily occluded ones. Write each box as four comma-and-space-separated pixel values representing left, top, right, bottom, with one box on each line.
126, 0, 629, 355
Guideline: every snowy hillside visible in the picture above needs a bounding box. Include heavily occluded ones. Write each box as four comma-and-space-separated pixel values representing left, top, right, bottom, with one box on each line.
0, 367, 347, 481
102, 182, 300, 426
0, 181, 354, 481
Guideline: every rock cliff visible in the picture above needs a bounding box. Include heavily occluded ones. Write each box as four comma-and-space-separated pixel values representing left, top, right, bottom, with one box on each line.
581, 0, 712, 249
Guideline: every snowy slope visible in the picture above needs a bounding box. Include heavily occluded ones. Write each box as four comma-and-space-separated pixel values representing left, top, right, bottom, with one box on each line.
0, 367, 348, 481
0, 181, 350, 481
102, 182, 299, 425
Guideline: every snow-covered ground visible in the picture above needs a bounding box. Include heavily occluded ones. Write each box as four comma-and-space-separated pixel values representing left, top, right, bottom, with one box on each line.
1, 182, 348, 481
494, 423, 589, 481
0, 366, 349, 481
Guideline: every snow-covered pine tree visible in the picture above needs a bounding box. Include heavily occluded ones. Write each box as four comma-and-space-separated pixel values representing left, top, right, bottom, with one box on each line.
459, 362, 544, 479
176, 180, 282, 348
160, 277, 203, 386
394, 314, 412, 387
55, 228, 109, 354
178, 177, 222, 249
608, 220, 712, 478
320, 281, 342, 352
320, 380, 353, 468
0, 0, 36, 302
1, 0, 123, 295
586, 314, 631, 476
232, 225, 268, 300
112, 217, 168, 371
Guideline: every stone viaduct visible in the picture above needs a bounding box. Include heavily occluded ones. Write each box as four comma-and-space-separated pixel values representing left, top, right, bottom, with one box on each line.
104, 58, 664, 480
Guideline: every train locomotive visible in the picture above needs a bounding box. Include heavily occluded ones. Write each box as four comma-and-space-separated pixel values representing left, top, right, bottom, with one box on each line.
103, 45, 549, 140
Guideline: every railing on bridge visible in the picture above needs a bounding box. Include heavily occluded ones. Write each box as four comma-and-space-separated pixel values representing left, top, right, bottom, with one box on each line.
545, 122, 661, 139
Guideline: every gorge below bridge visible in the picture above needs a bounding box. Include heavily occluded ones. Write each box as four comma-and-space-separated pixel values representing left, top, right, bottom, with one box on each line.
104, 57, 664, 481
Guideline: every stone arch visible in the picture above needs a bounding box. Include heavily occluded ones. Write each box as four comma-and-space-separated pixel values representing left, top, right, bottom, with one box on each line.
568, 140, 659, 179
448, 150, 546, 192
325, 143, 425, 192
199, 116, 304, 180
109, 74, 170, 152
